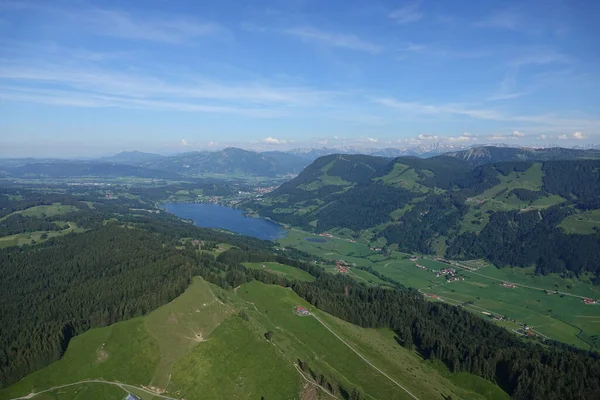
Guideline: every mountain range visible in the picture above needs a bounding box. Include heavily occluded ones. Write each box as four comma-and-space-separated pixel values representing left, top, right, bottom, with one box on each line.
2, 145, 600, 180
246, 146, 600, 279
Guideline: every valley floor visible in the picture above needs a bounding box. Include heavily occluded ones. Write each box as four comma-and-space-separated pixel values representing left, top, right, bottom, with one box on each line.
279, 229, 600, 352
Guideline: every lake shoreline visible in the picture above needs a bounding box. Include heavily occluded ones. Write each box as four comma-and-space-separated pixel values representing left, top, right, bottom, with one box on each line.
161, 202, 287, 241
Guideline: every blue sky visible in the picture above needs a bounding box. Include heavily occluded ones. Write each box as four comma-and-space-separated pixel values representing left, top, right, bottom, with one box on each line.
0, 0, 599, 156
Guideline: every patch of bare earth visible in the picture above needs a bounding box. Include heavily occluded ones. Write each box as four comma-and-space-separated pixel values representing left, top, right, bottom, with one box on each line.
300, 382, 319, 400
96, 347, 109, 363
167, 312, 179, 323
142, 385, 165, 394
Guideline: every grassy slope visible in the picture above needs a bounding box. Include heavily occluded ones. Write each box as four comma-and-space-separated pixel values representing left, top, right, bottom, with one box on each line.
0, 204, 79, 222
279, 228, 600, 351
559, 208, 600, 234
0, 222, 84, 248
459, 163, 565, 234
0, 317, 160, 399
29, 384, 127, 400
0, 278, 231, 400
243, 261, 316, 282
143, 278, 234, 388
0, 203, 86, 248
237, 281, 507, 400
168, 316, 300, 400
3, 268, 512, 400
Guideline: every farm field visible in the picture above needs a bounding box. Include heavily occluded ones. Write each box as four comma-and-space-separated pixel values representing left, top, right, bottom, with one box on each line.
0, 203, 79, 222
559, 208, 600, 234
243, 261, 316, 282
279, 228, 600, 351
0, 222, 85, 248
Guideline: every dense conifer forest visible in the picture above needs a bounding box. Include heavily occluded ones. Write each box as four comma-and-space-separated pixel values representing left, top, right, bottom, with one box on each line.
250, 156, 600, 277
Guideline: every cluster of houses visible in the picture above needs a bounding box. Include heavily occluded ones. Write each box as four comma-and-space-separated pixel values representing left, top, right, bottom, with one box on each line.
583, 298, 598, 305
432, 267, 464, 282
502, 282, 516, 289
415, 263, 427, 270
319, 232, 333, 238
254, 186, 276, 194
369, 246, 383, 251
336, 260, 351, 273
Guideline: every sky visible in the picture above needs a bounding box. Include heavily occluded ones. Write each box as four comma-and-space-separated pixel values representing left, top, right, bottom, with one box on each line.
0, 0, 599, 157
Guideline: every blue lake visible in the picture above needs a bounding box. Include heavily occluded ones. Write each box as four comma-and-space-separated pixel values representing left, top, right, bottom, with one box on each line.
162, 203, 286, 241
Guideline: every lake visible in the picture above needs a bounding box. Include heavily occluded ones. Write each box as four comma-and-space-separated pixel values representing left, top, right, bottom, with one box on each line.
161, 203, 286, 241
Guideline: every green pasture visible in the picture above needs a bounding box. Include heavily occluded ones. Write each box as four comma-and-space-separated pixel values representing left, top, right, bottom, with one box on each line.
243, 261, 316, 282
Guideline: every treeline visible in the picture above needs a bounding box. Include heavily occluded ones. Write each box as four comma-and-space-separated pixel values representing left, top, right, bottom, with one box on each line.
447, 205, 600, 278
213, 250, 600, 399
0, 214, 64, 236
286, 274, 600, 400
0, 216, 274, 388
316, 184, 413, 232
252, 156, 600, 277
381, 194, 466, 253
297, 359, 365, 400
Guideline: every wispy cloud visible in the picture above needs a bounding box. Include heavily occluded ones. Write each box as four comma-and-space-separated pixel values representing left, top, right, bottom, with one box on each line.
389, 2, 423, 24
73, 8, 228, 44
2, 3, 228, 44
374, 97, 600, 131
396, 42, 487, 59
0, 55, 341, 117
283, 27, 383, 54
374, 98, 505, 120
476, 10, 521, 31
510, 49, 567, 67
0, 86, 285, 117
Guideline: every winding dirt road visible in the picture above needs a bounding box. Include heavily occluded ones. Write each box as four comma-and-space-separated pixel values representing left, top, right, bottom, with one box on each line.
9, 379, 181, 400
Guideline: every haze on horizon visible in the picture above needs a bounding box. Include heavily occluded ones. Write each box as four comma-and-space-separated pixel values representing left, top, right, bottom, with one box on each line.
0, 0, 599, 158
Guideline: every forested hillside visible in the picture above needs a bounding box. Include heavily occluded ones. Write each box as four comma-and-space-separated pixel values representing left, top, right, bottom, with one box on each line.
444, 146, 600, 166
2, 184, 600, 399
247, 150, 600, 278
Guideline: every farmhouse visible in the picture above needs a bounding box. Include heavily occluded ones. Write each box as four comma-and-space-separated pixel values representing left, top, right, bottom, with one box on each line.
415, 264, 427, 270
295, 306, 310, 316
502, 282, 516, 289
583, 298, 597, 305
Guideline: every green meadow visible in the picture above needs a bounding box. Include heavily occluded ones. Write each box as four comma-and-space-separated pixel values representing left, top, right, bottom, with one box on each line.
279, 228, 600, 351
559, 208, 600, 234
1, 269, 512, 400
243, 261, 316, 282
0, 222, 85, 248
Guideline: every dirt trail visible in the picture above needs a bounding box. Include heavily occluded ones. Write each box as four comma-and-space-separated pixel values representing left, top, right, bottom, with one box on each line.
311, 314, 420, 400
9, 379, 181, 400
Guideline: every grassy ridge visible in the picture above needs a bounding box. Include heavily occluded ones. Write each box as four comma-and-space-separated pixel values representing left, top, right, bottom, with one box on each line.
143, 278, 234, 388
2, 270, 512, 400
